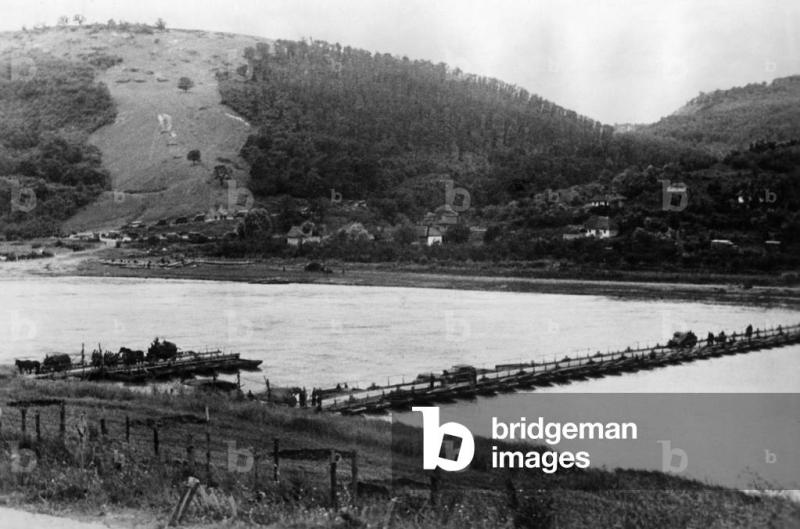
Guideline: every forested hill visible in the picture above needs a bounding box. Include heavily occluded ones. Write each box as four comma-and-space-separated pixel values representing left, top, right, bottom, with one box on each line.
638, 76, 800, 153
219, 39, 705, 210
0, 52, 116, 238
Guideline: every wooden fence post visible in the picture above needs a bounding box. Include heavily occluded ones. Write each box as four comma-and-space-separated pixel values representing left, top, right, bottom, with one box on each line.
100, 417, 107, 438
205, 428, 211, 481
272, 438, 279, 482
35, 411, 41, 443
168, 477, 200, 527
351, 451, 358, 505
430, 467, 440, 506
253, 449, 259, 490
330, 450, 338, 509
187, 434, 195, 470
20, 408, 27, 440
59, 402, 66, 441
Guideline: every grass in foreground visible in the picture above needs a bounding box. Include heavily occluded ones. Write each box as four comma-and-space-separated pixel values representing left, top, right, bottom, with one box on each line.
0, 375, 798, 528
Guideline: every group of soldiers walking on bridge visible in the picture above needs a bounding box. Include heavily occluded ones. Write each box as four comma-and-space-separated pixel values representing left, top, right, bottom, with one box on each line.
706, 324, 781, 345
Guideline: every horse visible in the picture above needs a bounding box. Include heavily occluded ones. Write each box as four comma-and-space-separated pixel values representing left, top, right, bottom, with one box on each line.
119, 347, 145, 366
15, 359, 40, 374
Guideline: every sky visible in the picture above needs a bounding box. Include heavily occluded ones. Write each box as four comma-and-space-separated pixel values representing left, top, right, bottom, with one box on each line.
1, 0, 798, 124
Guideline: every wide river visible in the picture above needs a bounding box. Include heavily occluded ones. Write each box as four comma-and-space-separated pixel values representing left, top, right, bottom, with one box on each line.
1, 275, 799, 490
1, 276, 798, 392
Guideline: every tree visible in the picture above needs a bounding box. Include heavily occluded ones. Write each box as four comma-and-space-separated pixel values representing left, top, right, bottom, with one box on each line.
57, 16, 69, 26
187, 149, 201, 165
237, 208, 273, 239
214, 164, 231, 185
155, 18, 167, 30
177, 77, 194, 93
394, 224, 418, 246
444, 223, 471, 244
73, 14, 85, 26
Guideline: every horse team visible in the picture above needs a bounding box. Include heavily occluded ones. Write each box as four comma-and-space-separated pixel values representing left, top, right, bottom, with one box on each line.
15, 337, 181, 375
15, 353, 71, 374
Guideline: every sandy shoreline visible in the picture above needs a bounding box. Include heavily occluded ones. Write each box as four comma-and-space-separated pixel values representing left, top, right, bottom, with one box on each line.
4, 248, 798, 307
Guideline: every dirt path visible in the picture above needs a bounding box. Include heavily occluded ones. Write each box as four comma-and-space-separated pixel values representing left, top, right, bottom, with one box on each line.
0, 507, 140, 529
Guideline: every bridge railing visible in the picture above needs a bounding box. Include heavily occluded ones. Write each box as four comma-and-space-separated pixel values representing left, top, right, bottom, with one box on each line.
324, 323, 800, 410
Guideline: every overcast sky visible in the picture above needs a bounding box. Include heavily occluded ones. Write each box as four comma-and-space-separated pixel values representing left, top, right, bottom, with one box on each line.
2, 0, 798, 124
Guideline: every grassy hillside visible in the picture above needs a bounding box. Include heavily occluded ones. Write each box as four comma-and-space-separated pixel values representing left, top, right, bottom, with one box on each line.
639, 76, 800, 153
0, 23, 265, 233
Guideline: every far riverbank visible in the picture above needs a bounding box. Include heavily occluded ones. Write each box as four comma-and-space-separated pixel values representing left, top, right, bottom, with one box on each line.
72, 255, 800, 307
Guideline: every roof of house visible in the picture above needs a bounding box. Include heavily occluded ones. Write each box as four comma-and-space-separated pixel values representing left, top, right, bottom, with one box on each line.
584, 216, 618, 231
434, 204, 459, 216
286, 226, 306, 238
427, 227, 443, 238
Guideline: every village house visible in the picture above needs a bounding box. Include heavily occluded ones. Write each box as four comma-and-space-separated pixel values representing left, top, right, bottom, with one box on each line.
586, 193, 626, 209
415, 225, 443, 246
561, 225, 586, 240
70, 231, 99, 242
584, 216, 619, 239
337, 222, 374, 241
422, 203, 460, 229
711, 239, 737, 250
286, 222, 322, 246
205, 206, 232, 222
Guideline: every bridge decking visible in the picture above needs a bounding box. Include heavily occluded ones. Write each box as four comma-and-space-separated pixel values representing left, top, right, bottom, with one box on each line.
322, 324, 800, 414
33, 350, 262, 382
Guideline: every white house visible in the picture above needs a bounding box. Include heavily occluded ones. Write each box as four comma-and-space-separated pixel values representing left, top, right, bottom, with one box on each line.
584, 216, 619, 239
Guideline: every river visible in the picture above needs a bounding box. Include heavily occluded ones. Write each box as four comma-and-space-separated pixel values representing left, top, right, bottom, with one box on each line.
1, 276, 798, 392
2, 275, 799, 490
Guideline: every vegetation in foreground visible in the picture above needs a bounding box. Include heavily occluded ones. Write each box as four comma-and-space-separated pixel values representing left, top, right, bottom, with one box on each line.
0, 374, 798, 528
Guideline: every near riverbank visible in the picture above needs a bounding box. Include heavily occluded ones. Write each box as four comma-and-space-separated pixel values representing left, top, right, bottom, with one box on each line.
1, 375, 798, 528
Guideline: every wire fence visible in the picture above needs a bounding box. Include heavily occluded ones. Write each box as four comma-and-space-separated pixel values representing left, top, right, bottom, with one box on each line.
0, 398, 379, 508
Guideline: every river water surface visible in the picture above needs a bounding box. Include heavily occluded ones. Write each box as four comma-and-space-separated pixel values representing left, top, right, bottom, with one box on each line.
2, 276, 799, 490
1, 276, 798, 392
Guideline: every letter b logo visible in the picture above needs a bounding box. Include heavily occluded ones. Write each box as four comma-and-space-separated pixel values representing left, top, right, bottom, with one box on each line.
658, 440, 687, 473
413, 407, 475, 471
